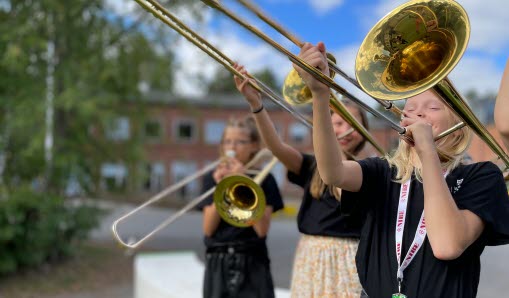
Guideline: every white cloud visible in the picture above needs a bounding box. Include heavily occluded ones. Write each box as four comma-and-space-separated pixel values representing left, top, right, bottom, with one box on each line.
458, 0, 509, 53
105, 0, 137, 16
145, 0, 507, 100
450, 56, 503, 96
0, 0, 11, 11
309, 0, 345, 15
265, 0, 345, 15
172, 22, 291, 97
168, 2, 303, 97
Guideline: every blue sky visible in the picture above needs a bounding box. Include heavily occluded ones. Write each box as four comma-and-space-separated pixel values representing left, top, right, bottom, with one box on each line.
109, 0, 509, 100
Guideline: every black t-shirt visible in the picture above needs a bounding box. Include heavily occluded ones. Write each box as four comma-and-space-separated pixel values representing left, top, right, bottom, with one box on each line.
341, 157, 509, 298
197, 171, 284, 248
287, 154, 362, 238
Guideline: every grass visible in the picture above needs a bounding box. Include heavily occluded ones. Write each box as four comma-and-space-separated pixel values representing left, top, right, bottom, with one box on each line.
0, 242, 133, 298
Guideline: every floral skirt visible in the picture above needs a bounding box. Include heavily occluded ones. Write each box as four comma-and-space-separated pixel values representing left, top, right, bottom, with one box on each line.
290, 234, 361, 298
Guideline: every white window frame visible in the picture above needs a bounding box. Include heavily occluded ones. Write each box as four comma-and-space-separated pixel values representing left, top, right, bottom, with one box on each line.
100, 162, 128, 191
170, 160, 199, 199
143, 161, 166, 192
105, 117, 130, 141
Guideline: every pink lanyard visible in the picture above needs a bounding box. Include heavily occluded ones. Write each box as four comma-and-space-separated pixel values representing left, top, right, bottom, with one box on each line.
395, 172, 448, 286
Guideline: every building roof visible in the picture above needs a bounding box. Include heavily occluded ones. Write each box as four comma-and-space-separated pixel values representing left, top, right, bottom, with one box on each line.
142, 91, 312, 113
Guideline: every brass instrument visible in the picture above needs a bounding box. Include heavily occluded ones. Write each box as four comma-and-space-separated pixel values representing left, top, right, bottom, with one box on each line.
136, 0, 311, 130
131, 0, 385, 155
212, 130, 362, 227
214, 157, 278, 227
235, 0, 400, 113
355, 0, 509, 168
200, 0, 463, 145
112, 149, 272, 249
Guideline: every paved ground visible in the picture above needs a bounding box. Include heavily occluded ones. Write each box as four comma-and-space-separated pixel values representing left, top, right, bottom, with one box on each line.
69, 201, 509, 297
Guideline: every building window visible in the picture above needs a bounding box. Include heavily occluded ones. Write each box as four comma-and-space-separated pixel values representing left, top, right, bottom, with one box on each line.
289, 122, 309, 145
143, 162, 165, 192
144, 120, 162, 141
173, 119, 197, 143
100, 163, 128, 192
205, 120, 226, 144
105, 117, 130, 141
171, 161, 199, 200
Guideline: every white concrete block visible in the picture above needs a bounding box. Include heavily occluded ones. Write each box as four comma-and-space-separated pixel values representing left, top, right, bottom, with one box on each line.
135, 251, 290, 298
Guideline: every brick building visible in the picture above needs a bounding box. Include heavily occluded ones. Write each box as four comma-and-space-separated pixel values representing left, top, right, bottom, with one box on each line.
100, 93, 504, 203
101, 93, 315, 201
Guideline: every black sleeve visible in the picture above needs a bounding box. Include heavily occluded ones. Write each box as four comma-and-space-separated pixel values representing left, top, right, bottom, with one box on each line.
195, 172, 215, 211
452, 162, 509, 246
340, 157, 389, 215
261, 173, 284, 213
287, 153, 315, 188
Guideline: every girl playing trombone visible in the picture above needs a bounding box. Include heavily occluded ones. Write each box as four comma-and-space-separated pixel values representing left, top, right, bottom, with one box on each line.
295, 41, 509, 298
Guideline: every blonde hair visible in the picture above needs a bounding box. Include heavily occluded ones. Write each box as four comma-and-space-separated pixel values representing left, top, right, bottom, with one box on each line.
310, 166, 340, 199
386, 109, 473, 183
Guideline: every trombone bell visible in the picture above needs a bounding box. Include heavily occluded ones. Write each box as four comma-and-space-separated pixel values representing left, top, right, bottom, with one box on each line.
282, 53, 337, 105
355, 0, 469, 101
282, 69, 312, 105
214, 175, 266, 227
383, 30, 455, 93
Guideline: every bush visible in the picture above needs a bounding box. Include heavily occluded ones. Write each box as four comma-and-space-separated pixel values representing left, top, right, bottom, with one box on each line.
0, 187, 102, 274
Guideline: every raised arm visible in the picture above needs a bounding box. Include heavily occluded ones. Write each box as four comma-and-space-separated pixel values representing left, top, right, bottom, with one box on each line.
293, 42, 362, 191
495, 58, 509, 150
233, 63, 303, 174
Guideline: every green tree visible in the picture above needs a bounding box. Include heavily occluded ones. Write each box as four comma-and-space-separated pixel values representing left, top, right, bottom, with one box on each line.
0, 0, 194, 196
207, 66, 281, 94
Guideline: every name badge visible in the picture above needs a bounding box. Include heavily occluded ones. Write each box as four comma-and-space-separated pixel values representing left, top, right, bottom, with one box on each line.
392, 294, 407, 298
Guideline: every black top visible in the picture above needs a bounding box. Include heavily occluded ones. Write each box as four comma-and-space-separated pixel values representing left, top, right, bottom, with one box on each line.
287, 154, 362, 238
341, 157, 509, 298
197, 171, 284, 248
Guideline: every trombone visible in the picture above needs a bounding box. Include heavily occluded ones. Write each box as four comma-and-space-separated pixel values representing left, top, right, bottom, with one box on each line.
112, 149, 272, 249
234, 0, 401, 113
132, 0, 386, 155
200, 0, 465, 144
355, 0, 509, 168
214, 156, 278, 227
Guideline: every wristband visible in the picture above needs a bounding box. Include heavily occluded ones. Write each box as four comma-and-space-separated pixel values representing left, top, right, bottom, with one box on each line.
252, 104, 264, 114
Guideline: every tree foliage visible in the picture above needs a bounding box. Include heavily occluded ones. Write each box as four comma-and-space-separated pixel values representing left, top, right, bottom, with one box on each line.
0, 0, 191, 196
207, 66, 281, 95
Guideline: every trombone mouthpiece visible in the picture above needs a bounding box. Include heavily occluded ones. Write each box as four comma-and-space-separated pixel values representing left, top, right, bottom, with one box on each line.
225, 150, 236, 158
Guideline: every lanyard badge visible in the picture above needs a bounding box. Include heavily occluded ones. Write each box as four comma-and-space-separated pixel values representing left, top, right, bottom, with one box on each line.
393, 171, 448, 298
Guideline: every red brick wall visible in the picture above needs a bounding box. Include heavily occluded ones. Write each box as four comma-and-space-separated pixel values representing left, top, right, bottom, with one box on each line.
142, 104, 313, 198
